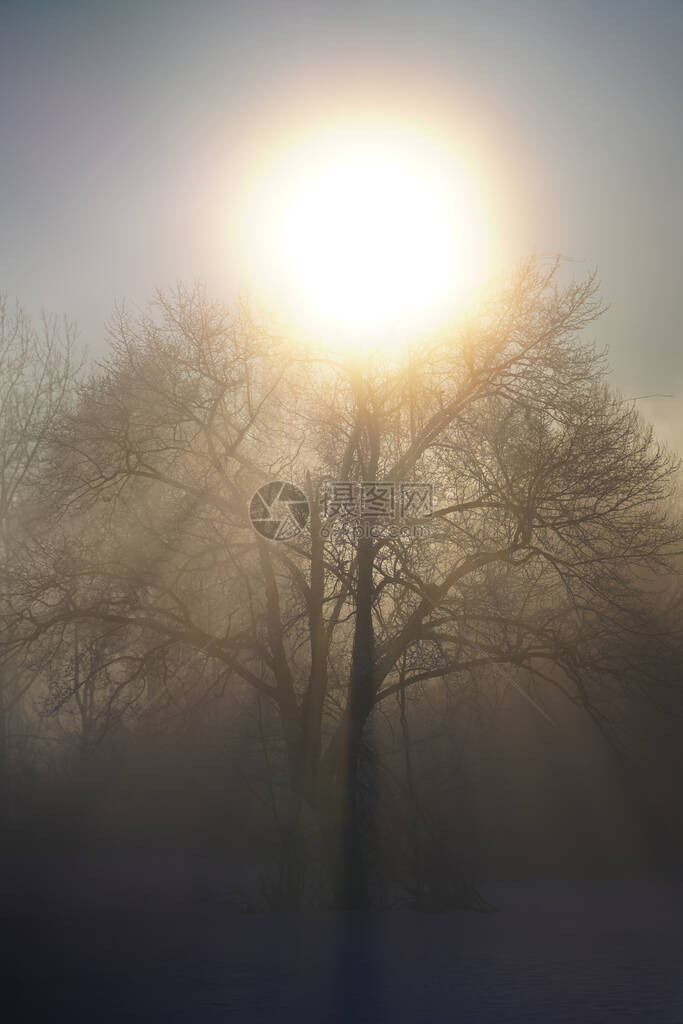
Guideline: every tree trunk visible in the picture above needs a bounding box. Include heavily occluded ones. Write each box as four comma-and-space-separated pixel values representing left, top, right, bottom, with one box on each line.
339, 532, 376, 908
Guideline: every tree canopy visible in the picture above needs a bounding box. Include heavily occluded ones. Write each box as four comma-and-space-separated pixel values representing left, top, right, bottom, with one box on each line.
2, 258, 680, 905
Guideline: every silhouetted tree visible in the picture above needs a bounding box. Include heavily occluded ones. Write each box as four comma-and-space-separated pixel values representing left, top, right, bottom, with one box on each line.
0, 297, 79, 823
3, 259, 680, 905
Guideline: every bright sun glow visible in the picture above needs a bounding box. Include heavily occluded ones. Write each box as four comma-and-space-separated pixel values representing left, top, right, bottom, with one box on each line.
240, 120, 491, 354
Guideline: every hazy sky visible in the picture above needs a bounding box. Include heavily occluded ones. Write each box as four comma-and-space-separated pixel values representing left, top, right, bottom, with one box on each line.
1, 0, 682, 446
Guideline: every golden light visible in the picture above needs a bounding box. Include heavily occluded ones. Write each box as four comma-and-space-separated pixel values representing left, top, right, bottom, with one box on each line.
238, 119, 492, 354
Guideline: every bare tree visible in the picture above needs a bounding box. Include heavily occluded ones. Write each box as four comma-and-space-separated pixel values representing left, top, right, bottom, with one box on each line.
0, 297, 80, 818
4, 259, 680, 905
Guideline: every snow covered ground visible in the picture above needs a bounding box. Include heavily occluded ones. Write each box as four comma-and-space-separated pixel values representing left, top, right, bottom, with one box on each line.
3, 855, 683, 1022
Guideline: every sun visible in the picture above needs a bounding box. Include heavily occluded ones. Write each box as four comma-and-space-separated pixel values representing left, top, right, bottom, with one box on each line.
239, 120, 490, 355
